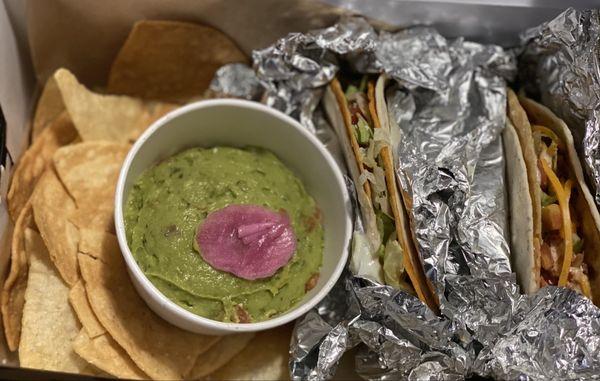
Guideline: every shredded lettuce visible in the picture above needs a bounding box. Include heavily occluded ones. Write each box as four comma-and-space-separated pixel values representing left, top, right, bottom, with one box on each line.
350, 231, 383, 283
573, 232, 584, 253
355, 116, 372, 146
345, 76, 368, 99
376, 210, 395, 245
382, 234, 413, 293
541, 190, 557, 206
383, 237, 404, 287
345, 85, 360, 98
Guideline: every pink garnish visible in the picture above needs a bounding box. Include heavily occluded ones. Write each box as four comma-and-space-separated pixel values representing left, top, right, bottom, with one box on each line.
196, 204, 297, 280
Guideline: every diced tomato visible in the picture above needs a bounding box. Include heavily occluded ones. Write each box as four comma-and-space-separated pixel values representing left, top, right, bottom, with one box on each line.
569, 267, 592, 299
540, 242, 558, 275
571, 253, 585, 268
542, 204, 562, 232
540, 243, 554, 272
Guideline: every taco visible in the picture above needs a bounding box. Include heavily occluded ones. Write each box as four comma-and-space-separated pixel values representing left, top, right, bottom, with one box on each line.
323, 74, 438, 311
505, 88, 600, 304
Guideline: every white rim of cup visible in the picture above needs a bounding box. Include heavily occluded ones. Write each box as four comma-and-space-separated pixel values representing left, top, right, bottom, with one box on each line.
115, 99, 352, 332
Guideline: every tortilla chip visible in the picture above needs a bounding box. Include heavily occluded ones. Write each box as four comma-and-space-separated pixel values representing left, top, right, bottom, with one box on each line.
73, 330, 148, 380
7, 112, 77, 221
52, 141, 130, 212
188, 333, 254, 379
31, 168, 80, 286
209, 325, 292, 381
1, 202, 34, 351
18, 228, 89, 373
69, 207, 116, 234
53, 68, 177, 143
77, 229, 218, 380
107, 20, 248, 103
69, 280, 106, 338
31, 76, 65, 141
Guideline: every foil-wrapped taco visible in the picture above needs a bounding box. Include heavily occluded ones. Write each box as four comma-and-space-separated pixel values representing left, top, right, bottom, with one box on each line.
323, 74, 438, 311
505, 89, 600, 303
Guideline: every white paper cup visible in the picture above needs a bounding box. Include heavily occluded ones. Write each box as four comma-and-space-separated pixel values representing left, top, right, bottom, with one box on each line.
115, 99, 352, 335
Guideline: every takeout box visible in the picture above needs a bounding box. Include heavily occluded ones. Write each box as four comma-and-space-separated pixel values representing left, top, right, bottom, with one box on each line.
0, 0, 595, 379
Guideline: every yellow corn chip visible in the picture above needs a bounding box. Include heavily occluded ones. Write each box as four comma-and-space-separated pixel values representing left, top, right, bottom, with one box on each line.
1, 202, 34, 351
53, 68, 176, 143
52, 141, 130, 212
108, 20, 248, 103
77, 229, 218, 380
188, 333, 254, 379
69, 280, 105, 339
209, 325, 292, 380
31, 76, 65, 141
73, 330, 148, 380
7, 112, 77, 221
18, 228, 88, 373
31, 168, 79, 286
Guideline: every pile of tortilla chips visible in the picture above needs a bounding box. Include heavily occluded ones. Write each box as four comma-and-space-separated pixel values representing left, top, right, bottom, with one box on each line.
0, 20, 291, 380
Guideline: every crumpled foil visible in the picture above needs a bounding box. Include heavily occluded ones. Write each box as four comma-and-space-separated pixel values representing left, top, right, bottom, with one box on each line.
214, 14, 600, 380
209, 63, 263, 100
252, 17, 377, 132
519, 8, 600, 207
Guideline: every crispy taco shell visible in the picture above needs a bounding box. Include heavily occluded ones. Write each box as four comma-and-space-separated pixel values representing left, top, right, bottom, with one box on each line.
324, 75, 438, 311
323, 82, 380, 250
374, 76, 439, 310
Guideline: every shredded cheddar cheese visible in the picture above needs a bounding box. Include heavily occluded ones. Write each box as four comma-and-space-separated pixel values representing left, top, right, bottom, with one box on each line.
533, 125, 562, 149
542, 156, 573, 287
558, 179, 574, 287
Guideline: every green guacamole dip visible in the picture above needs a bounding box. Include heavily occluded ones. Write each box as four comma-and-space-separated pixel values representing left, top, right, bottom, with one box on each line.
124, 146, 324, 323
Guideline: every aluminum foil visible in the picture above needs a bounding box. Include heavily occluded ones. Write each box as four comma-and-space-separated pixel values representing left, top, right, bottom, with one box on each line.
213, 15, 600, 380
209, 63, 263, 100
519, 8, 600, 206
252, 17, 377, 132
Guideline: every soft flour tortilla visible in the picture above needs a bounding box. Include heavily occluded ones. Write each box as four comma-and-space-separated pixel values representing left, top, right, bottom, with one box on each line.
72, 330, 147, 380
374, 75, 439, 310
107, 20, 248, 103
6, 112, 77, 222
77, 229, 218, 380
503, 119, 536, 294
31, 168, 80, 286
18, 228, 89, 373
506, 89, 542, 291
1, 202, 34, 351
31, 75, 66, 141
53, 68, 177, 142
514, 95, 600, 304
209, 325, 292, 381
187, 333, 255, 379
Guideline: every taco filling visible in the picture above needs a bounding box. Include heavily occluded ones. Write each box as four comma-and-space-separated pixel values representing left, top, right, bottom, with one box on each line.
342, 77, 414, 293
534, 125, 592, 298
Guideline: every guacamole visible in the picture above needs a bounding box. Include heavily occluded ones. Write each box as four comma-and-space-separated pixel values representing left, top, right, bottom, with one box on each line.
124, 146, 324, 323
